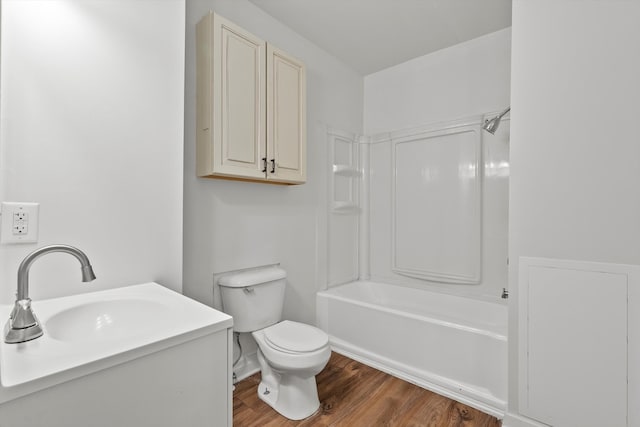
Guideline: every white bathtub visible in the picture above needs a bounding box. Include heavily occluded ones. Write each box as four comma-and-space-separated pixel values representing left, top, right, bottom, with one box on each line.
316, 280, 507, 417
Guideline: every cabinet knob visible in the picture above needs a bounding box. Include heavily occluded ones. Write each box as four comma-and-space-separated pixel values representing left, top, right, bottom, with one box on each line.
270, 159, 276, 174
262, 157, 267, 173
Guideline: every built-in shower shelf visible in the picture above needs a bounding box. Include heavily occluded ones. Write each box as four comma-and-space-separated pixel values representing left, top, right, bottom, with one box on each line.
331, 201, 360, 214
332, 165, 362, 177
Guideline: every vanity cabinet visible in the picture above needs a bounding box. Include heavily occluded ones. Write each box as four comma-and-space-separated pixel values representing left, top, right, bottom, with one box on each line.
0, 283, 234, 427
196, 12, 306, 185
0, 331, 233, 427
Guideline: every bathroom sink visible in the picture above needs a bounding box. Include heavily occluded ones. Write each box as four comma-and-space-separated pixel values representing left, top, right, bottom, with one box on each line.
0, 282, 233, 401
45, 299, 168, 342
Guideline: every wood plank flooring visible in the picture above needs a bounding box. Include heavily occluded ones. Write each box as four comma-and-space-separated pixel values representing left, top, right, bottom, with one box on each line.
233, 352, 502, 427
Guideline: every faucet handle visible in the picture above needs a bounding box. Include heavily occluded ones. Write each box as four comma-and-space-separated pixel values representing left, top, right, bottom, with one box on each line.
10, 299, 39, 329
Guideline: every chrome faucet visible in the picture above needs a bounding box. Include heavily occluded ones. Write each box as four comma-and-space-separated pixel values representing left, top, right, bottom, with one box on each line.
4, 244, 97, 344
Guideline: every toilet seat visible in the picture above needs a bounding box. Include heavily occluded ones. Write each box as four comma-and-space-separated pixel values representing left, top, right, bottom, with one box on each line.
252, 322, 331, 372
264, 320, 329, 354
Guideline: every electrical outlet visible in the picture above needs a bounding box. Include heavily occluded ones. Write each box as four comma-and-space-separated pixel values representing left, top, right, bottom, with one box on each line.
13, 211, 29, 235
1, 202, 39, 244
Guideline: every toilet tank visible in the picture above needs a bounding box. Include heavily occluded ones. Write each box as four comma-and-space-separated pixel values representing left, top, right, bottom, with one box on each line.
218, 266, 286, 333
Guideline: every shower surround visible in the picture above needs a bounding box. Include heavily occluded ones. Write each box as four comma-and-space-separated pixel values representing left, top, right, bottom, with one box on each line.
325, 30, 511, 417
323, 112, 510, 417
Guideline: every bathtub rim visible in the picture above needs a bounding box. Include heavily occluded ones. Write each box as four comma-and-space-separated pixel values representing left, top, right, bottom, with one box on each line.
319, 291, 507, 342
317, 281, 508, 340
324, 278, 509, 306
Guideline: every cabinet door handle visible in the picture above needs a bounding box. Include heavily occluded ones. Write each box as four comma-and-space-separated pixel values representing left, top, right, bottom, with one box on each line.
270, 159, 276, 173
262, 157, 267, 173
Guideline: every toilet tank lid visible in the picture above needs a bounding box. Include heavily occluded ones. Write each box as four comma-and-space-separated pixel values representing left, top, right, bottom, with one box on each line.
218, 267, 286, 288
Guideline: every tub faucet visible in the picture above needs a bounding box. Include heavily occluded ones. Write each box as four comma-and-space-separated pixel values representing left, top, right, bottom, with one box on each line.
4, 244, 97, 344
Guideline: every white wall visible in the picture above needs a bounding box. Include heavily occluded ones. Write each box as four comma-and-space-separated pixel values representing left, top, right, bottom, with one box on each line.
362, 28, 511, 301
0, 0, 185, 303
183, 0, 363, 325
364, 28, 511, 135
508, 0, 640, 424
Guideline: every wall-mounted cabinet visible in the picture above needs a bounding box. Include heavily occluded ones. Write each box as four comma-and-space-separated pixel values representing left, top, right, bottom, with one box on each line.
196, 12, 306, 185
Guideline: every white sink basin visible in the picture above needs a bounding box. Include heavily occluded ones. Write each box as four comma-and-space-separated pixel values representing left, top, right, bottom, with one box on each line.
0, 283, 233, 402
45, 299, 168, 342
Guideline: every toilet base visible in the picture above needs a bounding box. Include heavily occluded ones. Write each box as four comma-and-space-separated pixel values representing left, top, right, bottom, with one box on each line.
256, 349, 321, 420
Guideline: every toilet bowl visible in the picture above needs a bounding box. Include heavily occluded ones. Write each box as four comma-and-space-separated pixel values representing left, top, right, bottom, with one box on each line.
252, 320, 331, 420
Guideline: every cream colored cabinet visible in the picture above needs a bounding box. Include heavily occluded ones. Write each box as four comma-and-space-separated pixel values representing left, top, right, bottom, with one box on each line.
196, 12, 306, 185
266, 45, 306, 183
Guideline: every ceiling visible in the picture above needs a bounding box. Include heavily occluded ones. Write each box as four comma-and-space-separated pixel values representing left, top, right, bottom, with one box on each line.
248, 0, 512, 75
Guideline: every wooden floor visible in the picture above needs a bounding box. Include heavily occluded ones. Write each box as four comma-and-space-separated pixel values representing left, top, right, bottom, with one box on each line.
234, 352, 502, 427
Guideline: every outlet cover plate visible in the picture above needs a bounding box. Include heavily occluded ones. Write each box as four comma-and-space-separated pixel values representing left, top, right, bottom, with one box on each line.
1, 202, 39, 244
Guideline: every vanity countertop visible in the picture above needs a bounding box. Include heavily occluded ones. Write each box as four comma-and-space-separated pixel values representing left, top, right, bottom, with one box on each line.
0, 283, 232, 403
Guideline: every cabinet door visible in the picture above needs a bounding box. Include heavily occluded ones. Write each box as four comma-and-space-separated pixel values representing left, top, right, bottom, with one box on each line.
266, 44, 306, 184
196, 12, 266, 180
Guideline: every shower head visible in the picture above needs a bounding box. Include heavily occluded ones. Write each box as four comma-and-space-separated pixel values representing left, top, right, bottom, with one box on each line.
482, 117, 502, 134
483, 107, 510, 134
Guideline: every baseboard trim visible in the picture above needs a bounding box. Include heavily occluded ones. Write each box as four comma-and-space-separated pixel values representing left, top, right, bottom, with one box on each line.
329, 339, 505, 419
502, 412, 550, 427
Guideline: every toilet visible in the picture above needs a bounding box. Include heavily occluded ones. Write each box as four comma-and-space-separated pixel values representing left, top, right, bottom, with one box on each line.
218, 266, 331, 420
